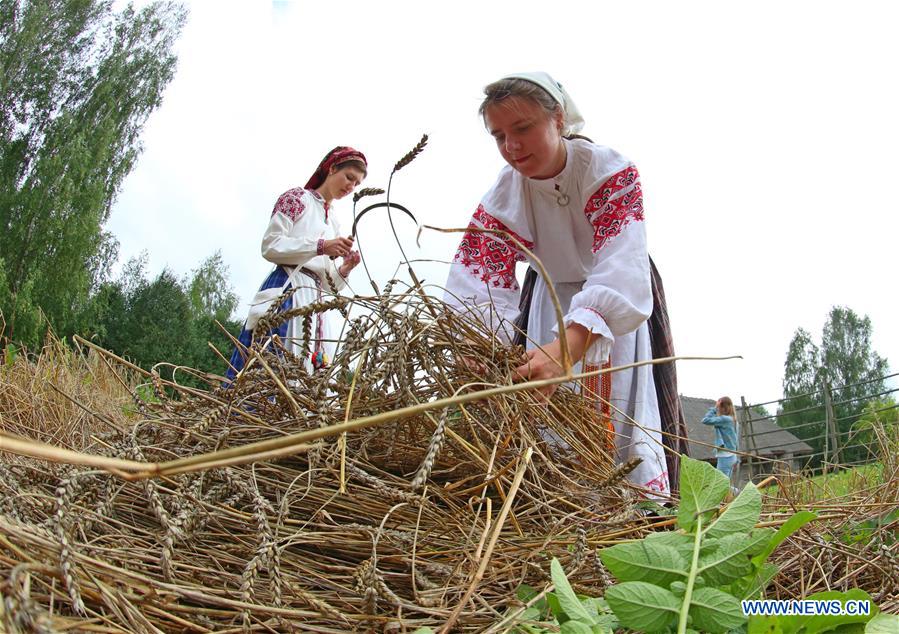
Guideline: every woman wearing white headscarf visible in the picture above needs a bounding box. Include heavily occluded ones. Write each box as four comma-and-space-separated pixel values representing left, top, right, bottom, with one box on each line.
445, 72, 687, 496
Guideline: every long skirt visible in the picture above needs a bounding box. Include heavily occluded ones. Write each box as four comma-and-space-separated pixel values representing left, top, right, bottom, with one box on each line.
518, 273, 671, 496
226, 266, 332, 381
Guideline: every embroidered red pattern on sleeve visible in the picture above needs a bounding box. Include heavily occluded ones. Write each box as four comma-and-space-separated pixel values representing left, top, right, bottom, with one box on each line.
453, 205, 534, 290
272, 187, 306, 222
584, 165, 645, 253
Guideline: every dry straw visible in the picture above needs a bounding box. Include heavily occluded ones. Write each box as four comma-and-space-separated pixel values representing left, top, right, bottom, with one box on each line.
0, 286, 665, 631
6, 291, 893, 632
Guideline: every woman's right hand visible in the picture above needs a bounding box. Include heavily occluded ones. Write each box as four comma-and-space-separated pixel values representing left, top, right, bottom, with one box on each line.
322, 236, 354, 258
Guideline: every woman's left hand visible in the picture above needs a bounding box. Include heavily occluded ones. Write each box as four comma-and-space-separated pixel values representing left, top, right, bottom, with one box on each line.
338, 250, 361, 277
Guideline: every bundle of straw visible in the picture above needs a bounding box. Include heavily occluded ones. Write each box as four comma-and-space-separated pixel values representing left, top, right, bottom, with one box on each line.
1, 288, 654, 632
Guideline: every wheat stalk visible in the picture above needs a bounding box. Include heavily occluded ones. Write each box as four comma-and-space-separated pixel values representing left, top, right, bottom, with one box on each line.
353, 187, 385, 204
410, 408, 449, 490
392, 133, 429, 174
569, 526, 588, 572
597, 456, 643, 490
53, 472, 87, 614
354, 558, 380, 615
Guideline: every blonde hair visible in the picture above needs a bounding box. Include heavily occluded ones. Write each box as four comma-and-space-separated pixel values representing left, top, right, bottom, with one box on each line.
717, 396, 736, 418
479, 78, 562, 121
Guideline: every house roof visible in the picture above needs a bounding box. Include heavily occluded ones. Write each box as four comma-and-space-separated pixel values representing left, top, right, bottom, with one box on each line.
681, 396, 814, 461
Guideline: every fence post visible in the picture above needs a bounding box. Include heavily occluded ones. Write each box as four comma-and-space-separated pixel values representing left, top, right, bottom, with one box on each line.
822, 380, 841, 468
740, 396, 757, 483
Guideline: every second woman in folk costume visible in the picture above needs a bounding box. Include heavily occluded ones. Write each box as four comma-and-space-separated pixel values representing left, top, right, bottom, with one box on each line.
445, 73, 688, 495
226, 146, 365, 381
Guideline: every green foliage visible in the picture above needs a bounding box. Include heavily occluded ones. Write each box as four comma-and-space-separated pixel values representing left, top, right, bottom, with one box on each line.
596, 456, 818, 634
864, 614, 899, 633
752, 404, 772, 419
87, 252, 241, 385
855, 397, 899, 427
840, 507, 898, 546
605, 582, 679, 631
677, 456, 731, 532
761, 463, 885, 505
747, 588, 879, 633
506, 565, 618, 633
506, 457, 886, 633
750, 511, 816, 569
0, 0, 186, 346
186, 251, 239, 321
779, 307, 890, 464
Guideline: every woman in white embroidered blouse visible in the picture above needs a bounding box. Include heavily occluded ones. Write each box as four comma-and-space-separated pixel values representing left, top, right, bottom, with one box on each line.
226, 146, 365, 381
444, 73, 675, 495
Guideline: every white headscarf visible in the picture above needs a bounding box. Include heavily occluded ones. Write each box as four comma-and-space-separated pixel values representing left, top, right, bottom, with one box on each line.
501, 71, 585, 136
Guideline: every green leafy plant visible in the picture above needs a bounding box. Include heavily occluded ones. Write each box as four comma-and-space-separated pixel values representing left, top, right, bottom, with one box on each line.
747, 588, 881, 633
510, 559, 619, 633
597, 456, 819, 633
841, 508, 899, 546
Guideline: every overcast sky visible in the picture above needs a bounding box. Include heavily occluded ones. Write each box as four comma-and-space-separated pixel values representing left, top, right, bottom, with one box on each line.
107, 0, 899, 408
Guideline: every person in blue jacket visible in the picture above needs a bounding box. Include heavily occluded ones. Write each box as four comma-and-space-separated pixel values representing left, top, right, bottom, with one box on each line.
702, 396, 739, 480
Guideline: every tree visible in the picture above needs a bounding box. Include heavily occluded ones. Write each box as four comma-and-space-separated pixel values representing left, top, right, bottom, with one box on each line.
779, 327, 825, 450
186, 251, 239, 322
852, 396, 899, 461
183, 252, 241, 379
87, 252, 241, 385
779, 306, 890, 464
0, 0, 186, 346
751, 404, 771, 420
820, 307, 889, 405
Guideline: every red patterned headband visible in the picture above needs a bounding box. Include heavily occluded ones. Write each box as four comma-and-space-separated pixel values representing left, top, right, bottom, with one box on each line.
305, 146, 367, 190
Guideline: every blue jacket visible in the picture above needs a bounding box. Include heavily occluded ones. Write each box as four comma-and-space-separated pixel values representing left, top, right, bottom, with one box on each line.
702, 407, 738, 454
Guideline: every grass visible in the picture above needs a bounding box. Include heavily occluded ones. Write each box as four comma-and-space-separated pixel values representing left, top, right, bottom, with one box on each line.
761, 462, 885, 504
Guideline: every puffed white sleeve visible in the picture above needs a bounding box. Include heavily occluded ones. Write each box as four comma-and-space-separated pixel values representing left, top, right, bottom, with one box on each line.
565, 165, 652, 364
444, 205, 529, 343
260, 189, 321, 267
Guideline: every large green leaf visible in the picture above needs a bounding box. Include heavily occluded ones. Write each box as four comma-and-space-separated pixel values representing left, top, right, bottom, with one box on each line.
599, 540, 688, 586
746, 528, 777, 556
865, 614, 899, 633
796, 589, 878, 634
689, 587, 747, 633
697, 528, 774, 597
551, 558, 594, 623
739, 562, 780, 599
747, 589, 878, 634
678, 456, 731, 531
547, 592, 565, 622
517, 606, 542, 621
697, 534, 757, 586
752, 511, 818, 566
585, 596, 618, 632
516, 583, 548, 615
748, 614, 785, 634
706, 481, 762, 539
645, 530, 695, 560
560, 621, 594, 634
604, 582, 680, 633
